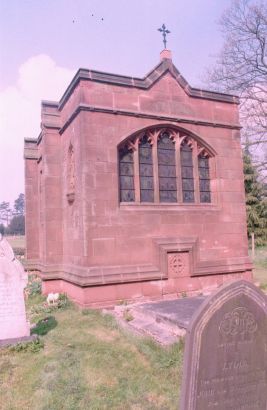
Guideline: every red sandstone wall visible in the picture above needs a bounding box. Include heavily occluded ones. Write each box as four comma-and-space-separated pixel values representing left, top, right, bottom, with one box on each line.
79, 73, 239, 125
25, 156, 39, 260
25, 63, 249, 290
77, 111, 248, 268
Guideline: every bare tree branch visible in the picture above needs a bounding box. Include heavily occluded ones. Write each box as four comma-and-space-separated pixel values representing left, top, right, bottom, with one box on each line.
205, 0, 267, 174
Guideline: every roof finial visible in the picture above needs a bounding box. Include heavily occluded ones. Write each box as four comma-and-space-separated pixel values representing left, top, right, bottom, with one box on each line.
158, 24, 170, 49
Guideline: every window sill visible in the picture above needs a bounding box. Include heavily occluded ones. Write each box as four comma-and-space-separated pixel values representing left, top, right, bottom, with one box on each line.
120, 202, 220, 211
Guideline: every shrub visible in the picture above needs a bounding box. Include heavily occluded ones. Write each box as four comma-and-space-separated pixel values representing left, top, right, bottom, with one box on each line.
25, 274, 42, 297
8, 338, 44, 353
31, 316, 57, 336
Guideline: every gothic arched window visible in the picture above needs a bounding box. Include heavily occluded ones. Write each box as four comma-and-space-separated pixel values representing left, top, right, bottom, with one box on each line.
139, 135, 154, 202
198, 153, 211, 203
118, 127, 214, 205
157, 132, 177, 203
181, 140, 194, 203
119, 146, 135, 202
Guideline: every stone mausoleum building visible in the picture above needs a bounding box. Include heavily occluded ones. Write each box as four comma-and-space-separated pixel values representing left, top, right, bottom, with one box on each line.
24, 49, 252, 307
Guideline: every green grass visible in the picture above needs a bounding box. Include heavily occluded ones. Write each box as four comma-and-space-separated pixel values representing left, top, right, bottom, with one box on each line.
1, 236, 265, 408
0, 294, 183, 410
251, 245, 267, 287
5, 235, 25, 249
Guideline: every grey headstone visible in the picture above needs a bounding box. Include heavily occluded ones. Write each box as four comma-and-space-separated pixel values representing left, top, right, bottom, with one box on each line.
180, 280, 267, 410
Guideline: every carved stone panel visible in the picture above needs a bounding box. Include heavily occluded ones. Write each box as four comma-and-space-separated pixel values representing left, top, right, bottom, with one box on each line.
167, 252, 189, 277
180, 280, 267, 410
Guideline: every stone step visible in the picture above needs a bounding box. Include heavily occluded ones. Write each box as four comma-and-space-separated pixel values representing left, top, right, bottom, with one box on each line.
114, 313, 181, 345
111, 296, 206, 345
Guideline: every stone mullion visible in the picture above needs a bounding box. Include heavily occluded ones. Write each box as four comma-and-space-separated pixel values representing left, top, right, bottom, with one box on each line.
175, 133, 183, 203
193, 140, 200, 203
209, 156, 216, 203
133, 142, 140, 203
152, 134, 159, 203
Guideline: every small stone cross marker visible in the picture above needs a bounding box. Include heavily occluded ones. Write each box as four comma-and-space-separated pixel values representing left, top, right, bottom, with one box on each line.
158, 24, 170, 49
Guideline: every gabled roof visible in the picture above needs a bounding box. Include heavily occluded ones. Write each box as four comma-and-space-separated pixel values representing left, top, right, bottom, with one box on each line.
48, 55, 239, 111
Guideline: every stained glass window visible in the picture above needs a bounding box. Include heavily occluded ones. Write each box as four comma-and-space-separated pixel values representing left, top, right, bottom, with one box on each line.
139, 136, 154, 202
119, 146, 135, 202
198, 154, 211, 203
118, 128, 214, 205
157, 132, 177, 202
181, 142, 195, 203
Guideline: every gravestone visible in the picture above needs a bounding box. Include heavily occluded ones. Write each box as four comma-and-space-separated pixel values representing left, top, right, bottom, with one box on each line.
180, 280, 267, 410
0, 234, 31, 344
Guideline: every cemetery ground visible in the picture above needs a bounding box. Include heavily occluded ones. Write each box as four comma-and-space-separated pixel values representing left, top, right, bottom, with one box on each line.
0, 275, 183, 409
1, 236, 266, 409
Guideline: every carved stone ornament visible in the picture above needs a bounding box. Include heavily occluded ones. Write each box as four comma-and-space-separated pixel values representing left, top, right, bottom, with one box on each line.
168, 252, 189, 277
67, 144, 75, 203
219, 306, 258, 337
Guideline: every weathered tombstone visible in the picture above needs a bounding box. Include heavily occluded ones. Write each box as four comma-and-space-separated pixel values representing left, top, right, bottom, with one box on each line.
0, 234, 31, 344
180, 280, 267, 410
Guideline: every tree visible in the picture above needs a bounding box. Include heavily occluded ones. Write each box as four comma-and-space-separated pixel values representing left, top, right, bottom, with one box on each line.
0, 224, 5, 236
206, 0, 267, 172
243, 150, 267, 245
14, 193, 25, 215
0, 201, 12, 226
7, 215, 25, 236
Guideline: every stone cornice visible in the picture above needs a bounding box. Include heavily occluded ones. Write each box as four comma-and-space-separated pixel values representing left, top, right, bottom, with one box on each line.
24, 138, 39, 159
26, 102, 242, 149
41, 59, 239, 112
59, 103, 242, 135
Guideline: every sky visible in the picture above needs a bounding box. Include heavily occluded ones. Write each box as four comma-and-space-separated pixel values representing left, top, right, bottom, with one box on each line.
0, 0, 233, 206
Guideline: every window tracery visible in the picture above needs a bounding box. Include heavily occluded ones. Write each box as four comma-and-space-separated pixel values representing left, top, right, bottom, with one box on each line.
118, 127, 214, 205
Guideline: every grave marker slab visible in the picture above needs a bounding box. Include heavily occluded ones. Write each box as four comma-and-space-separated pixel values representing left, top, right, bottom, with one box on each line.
180, 280, 267, 410
0, 234, 30, 343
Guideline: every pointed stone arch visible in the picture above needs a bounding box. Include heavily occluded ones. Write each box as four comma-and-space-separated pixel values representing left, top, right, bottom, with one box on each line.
118, 125, 217, 205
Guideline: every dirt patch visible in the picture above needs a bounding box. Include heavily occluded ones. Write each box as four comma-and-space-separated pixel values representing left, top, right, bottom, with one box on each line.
88, 327, 118, 342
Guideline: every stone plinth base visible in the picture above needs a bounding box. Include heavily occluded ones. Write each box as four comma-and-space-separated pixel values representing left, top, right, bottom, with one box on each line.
42, 270, 253, 308
0, 334, 38, 347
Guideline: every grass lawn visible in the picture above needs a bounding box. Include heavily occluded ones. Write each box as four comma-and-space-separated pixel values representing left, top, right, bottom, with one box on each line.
1, 236, 265, 409
5, 235, 25, 249
0, 291, 183, 410
251, 245, 267, 288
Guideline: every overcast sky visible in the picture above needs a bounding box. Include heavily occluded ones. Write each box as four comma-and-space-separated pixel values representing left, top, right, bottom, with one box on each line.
0, 0, 232, 206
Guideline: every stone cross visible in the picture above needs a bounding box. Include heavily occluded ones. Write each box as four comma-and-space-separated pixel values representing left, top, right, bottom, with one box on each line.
158, 24, 170, 49
180, 280, 267, 409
